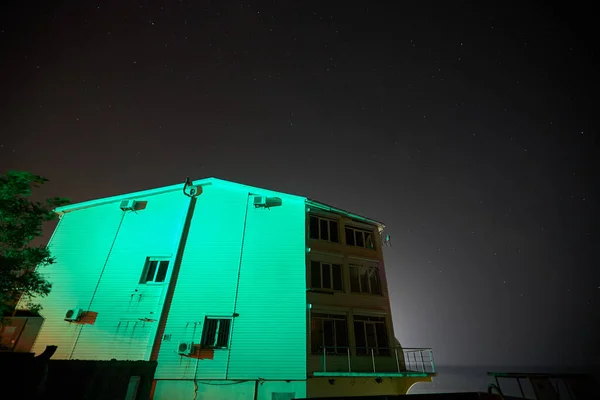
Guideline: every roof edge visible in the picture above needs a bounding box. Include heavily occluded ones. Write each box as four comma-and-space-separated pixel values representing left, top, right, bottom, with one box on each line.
307, 199, 385, 230
54, 178, 215, 214
53, 178, 381, 228
54, 177, 307, 215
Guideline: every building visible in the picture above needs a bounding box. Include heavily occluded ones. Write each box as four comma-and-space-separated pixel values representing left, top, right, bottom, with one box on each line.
20, 177, 435, 399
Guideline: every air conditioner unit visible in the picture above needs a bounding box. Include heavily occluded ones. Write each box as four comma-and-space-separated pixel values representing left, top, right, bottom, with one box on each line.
177, 341, 194, 355
64, 308, 83, 322
120, 200, 137, 211
253, 196, 282, 208
253, 196, 267, 207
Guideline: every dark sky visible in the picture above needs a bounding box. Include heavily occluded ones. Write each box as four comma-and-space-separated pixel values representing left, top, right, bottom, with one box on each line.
1, 1, 597, 368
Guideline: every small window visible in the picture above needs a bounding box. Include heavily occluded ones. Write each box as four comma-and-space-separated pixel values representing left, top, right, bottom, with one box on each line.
141, 258, 170, 283
309, 215, 340, 243
201, 318, 232, 349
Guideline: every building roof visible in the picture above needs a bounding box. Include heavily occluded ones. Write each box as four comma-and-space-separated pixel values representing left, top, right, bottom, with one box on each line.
54, 177, 385, 229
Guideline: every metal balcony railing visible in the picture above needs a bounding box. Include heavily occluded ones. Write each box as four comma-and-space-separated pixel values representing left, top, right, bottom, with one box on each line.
311, 346, 435, 376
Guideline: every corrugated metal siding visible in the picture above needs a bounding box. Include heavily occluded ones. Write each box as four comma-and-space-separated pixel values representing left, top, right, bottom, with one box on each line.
30, 191, 189, 360
155, 184, 307, 381
226, 192, 307, 380
154, 185, 247, 379
153, 379, 306, 400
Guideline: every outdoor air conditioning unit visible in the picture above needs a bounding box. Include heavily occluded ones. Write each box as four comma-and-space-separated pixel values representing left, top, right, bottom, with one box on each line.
64, 308, 83, 322
253, 196, 282, 208
120, 200, 137, 211
177, 341, 194, 355
254, 196, 267, 207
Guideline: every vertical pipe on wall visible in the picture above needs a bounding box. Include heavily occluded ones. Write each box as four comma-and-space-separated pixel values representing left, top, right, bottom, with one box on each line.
150, 191, 198, 361
69, 210, 127, 359
225, 193, 252, 380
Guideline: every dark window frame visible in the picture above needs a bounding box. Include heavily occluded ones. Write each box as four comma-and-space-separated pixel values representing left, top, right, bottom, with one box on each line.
345, 226, 375, 249
309, 215, 340, 243
310, 261, 343, 291
349, 264, 382, 295
141, 258, 170, 284
353, 315, 390, 356
200, 318, 232, 349
310, 313, 349, 355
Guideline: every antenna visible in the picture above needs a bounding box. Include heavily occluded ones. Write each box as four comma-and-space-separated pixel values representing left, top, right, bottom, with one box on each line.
382, 233, 392, 247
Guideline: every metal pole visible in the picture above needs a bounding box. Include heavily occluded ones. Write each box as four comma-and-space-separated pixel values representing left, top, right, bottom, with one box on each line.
323, 347, 326, 372
516, 378, 525, 398
347, 347, 351, 372
413, 352, 418, 372
371, 348, 376, 372
495, 377, 502, 395
394, 348, 400, 372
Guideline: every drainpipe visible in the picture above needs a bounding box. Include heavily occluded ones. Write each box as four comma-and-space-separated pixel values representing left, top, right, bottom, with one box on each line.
225, 193, 252, 379
149, 179, 200, 361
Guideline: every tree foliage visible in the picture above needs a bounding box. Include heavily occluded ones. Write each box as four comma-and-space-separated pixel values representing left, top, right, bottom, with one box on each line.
0, 171, 69, 316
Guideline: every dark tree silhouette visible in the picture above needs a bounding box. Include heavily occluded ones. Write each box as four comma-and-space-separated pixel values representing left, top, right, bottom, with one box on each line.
0, 171, 69, 316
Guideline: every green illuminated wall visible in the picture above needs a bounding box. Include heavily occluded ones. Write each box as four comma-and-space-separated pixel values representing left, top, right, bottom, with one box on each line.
154, 182, 307, 396
28, 179, 308, 399
29, 190, 190, 360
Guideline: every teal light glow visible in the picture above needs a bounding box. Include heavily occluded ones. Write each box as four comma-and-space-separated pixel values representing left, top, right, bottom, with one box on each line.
313, 372, 429, 378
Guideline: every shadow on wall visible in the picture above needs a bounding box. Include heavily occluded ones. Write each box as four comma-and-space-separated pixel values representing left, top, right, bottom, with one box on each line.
0, 346, 157, 400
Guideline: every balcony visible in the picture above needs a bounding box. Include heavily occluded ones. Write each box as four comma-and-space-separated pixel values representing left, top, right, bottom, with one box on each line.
309, 347, 435, 377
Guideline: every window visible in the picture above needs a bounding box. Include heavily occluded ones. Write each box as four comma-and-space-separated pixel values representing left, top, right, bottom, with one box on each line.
311, 313, 348, 354
354, 315, 389, 356
345, 226, 375, 249
310, 261, 343, 291
141, 258, 170, 283
201, 318, 231, 349
309, 215, 339, 243
349, 265, 381, 294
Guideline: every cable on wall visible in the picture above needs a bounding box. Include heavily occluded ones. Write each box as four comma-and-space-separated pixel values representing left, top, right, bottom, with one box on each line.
225, 193, 252, 379
68, 210, 127, 359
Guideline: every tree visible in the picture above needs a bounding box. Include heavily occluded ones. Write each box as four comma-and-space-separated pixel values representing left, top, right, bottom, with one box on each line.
0, 171, 69, 316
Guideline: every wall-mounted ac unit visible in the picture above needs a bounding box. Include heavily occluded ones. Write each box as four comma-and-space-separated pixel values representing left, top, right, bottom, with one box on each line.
253, 196, 282, 208
177, 341, 194, 355
64, 308, 83, 322
253, 196, 267, 207
120, 200, 137, 211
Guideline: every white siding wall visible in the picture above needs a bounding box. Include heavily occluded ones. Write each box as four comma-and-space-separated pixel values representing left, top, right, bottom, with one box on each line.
154, 380, 305, 400
155, 183, 307, 382
30, 191, 189, 360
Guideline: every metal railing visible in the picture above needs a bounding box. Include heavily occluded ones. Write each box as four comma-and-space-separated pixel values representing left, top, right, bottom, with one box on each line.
311, 346, 435, 375
403, 348, 436, 374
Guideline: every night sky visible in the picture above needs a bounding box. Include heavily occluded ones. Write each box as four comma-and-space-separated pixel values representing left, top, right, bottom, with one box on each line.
1, 1, 597, 369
